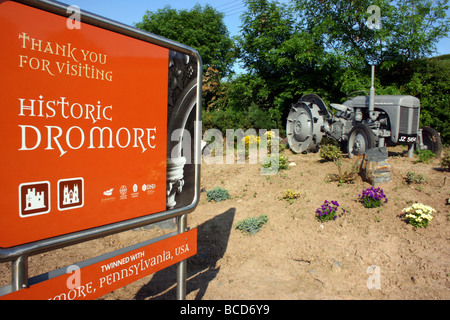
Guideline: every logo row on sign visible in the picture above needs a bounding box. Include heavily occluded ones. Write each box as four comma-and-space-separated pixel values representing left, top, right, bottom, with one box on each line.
19, 179, 159, 217
19, 178, 84, 217
102, 183, 157, 202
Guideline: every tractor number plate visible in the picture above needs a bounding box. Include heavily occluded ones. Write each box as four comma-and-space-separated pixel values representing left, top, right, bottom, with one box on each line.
398, 134, 417, 144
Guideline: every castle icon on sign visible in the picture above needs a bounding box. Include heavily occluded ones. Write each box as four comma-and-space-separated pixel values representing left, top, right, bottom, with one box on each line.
19, 181, 51, 217
25, 188, 47, 211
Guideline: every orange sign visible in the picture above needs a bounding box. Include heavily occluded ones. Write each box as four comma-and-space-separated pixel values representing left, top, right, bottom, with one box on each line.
0, 1, 169, 247
0, 229, 197, 300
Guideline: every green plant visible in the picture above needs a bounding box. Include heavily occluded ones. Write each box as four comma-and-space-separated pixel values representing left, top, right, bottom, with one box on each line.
235, 215, 268, 235
206, 187, 231, 202
405, 171, 426, 184
315, 200, 345, 222
242, 134, 261, 149
358, 186, 388, 208
414, 149, 436, 164
282, 189, 301, 200
241, 134, 261, 158
261, 130, 278, 154
262, 154, 289, 172
402, 203, 436, 228
441, 148, 450, 171
320, 144, 342, 162
281, 189, 301, 204
325, 159, 359, 186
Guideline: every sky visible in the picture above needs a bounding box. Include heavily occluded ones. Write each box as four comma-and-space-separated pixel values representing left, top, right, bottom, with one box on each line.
69, 0, 449, 60
69, 0, 249, 39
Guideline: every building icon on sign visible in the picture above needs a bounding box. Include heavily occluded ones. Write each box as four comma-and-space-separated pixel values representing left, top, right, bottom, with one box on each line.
63, 184, 80, 205
25, 188, 46, 211
19, 181, 51, 217
58, 178, 84, 211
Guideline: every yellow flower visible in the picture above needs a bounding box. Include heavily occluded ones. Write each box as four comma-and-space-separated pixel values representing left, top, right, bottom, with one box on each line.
265, 131, 276, 139
242, 135, 260, 146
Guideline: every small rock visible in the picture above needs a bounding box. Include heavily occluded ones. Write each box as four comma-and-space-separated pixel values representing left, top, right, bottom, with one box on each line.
333, 261, 342, 270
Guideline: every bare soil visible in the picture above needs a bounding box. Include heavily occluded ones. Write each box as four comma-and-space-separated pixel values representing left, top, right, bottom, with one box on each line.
1, 146, 449, 300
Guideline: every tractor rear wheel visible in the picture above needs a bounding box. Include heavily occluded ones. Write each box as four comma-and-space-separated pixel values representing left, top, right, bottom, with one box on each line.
286, 101, 323, 153
347, 124, 376, 158
418, 126, 442, 157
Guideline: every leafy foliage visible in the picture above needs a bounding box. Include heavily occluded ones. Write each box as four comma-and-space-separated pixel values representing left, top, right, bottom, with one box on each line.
414, 150, 436, 164
235, 214, 268, 235
320, 144, 343, 162
134, 4, 235, 76
262, 154, 289, 172
281, 189, 301, 204
206, 187, 231, 202
401, 59, 450, 144
441, 147, 450, 171
325, 159, 360, 186
405, 171, 427, 184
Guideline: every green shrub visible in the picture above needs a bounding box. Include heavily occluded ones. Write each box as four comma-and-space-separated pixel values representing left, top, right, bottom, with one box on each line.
441, 148, 450, 171
206, 187, 231, 202
247, 103, 278, 130
414, 149, 436, 163
281, 189, 301, 204
325, 159, 359, 186
320, 144, 343, 162
282, 189, 301, 200
405, 171, 426, 184
262, 154, 289, 172
235, 215, 268, 235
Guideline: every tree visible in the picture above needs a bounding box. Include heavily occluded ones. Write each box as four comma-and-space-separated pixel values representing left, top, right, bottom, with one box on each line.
134, 4, 236, 76
404, 58, 450, 144
236, 0, 342, 121
237, 0, 296, 78
292, 0, 450, 69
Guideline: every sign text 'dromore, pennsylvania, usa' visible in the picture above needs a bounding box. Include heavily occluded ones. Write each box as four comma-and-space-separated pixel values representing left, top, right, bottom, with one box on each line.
0, 228, 197, 300
0, 0, 201, 248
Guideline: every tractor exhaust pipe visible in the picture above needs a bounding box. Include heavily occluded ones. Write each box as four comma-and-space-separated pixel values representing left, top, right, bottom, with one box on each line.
369, 65, 377, 121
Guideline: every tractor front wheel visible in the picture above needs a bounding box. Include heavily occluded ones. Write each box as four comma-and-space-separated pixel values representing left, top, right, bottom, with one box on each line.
347, 124, 376, 158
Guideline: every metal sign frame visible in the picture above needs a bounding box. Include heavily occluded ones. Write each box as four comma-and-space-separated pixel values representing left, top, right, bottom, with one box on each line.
0, 0, 202, 298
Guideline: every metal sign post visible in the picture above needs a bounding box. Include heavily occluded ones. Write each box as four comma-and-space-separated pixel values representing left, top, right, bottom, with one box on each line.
11, 255, 28, 292
176, 213, 187, 300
